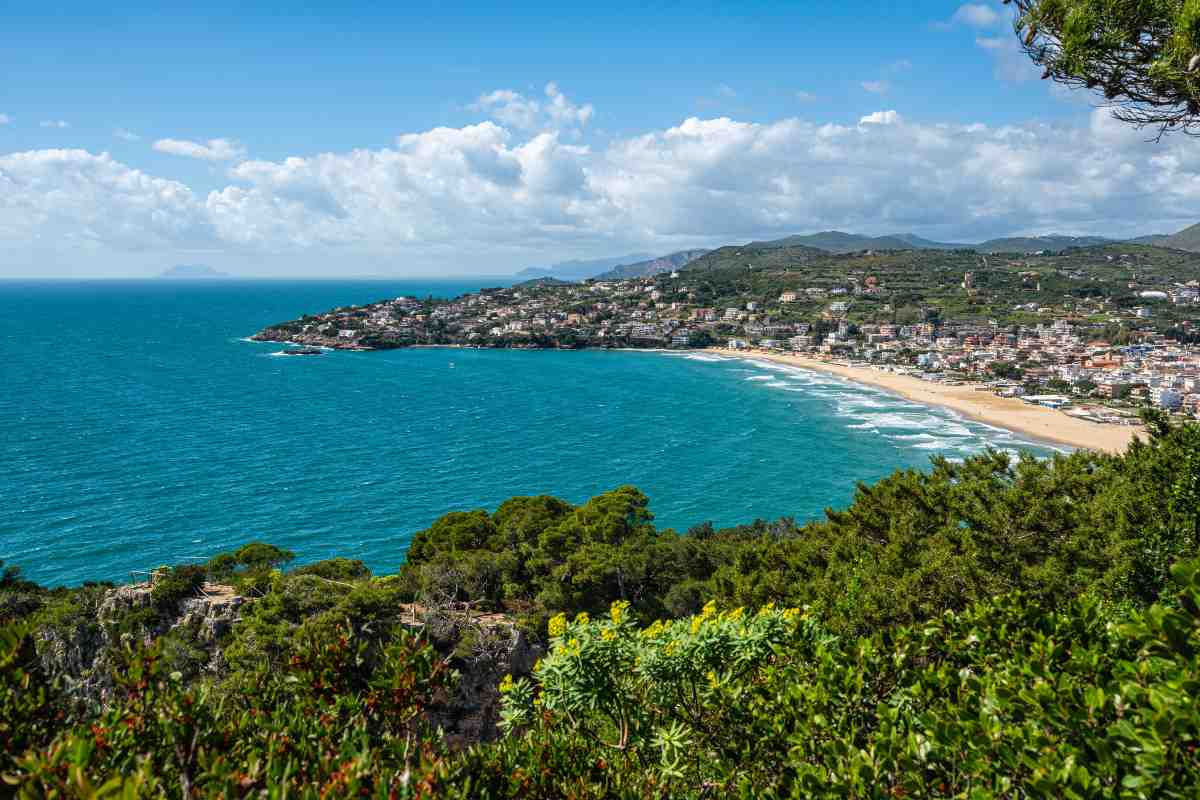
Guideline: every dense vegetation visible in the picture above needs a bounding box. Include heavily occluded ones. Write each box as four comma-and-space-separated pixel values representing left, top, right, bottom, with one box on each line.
664, 241, 1200, 332
3, 413, 1199, 796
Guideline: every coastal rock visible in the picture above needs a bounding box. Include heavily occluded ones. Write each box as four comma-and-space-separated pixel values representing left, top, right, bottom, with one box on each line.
176, 591, 245, 642
36, 581, 250, 705
426, 613, 544, 745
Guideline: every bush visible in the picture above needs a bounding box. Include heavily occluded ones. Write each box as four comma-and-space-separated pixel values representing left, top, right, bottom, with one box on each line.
149, 564, 206, 609
477, 562, 1200, 797
291, 557, 371, 582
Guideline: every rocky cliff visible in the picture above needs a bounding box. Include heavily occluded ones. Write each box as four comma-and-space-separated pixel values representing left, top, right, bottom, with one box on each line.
32, 579, 540, 743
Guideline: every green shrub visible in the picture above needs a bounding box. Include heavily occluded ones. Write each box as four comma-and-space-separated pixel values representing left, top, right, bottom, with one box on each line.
149, 564, 206, 609
291, 557, 371, 581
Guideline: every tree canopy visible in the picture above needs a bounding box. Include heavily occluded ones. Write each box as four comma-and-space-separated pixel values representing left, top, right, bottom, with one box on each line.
1015, 0, 1200, 135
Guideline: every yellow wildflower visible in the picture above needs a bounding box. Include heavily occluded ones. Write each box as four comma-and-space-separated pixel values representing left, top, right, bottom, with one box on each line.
498, 674, 515, 694
758, 602, 776, 616
575, 611, 590, 625
701, 600, 718, 619
690, 616, 703, 635
569, 637, 581, 655
601, 628, 616, 641
548, 613, 567, 638
724, 606, 745, 621
707, 670, 718, 687
610, 600, 630, 625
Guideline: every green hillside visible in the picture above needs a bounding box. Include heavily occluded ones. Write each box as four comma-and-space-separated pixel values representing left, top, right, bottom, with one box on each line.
746, 231, 929, 252
669, 241, 1200, 329
975, 234, 1113, 253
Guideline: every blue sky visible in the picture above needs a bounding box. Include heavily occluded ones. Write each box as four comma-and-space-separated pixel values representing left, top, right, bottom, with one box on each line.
1, 1, 1195, 277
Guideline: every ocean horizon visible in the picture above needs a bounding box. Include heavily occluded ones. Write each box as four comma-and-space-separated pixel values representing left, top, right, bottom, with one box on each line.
0, 280, 1058, 586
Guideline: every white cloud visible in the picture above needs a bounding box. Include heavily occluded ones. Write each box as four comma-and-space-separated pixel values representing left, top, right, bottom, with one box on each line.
153, 137, 246, 161
114, 129, 141, 142
206, 122, 596, 250
952, 3, 1000, 28
859, 110, 900, 125
472, 89, 541, 130
861, 80, 889, 94
5, 93, 1200, 267
472, 83, 592, 132
543, 82, 594, 128
0, 149, 212, 249
40, 120, 69, 129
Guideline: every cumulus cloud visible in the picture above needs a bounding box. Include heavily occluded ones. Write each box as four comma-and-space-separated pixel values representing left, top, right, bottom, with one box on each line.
153, 137, 246, 161
543, 82, 594, 128
472, 90, 540, 130
206, 122, 596, 250
4, 100, 1200, 264
40, 120, 69, 129
472, 83, 593, 131
859, 110, 900, 125
0, 149, 213, 249
861, 80, 889, 94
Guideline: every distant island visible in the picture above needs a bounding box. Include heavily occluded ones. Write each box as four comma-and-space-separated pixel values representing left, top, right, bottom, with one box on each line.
158, 264, 232, 279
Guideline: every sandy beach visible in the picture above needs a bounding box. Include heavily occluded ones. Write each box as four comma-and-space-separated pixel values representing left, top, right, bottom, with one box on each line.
715, 349, 1144, 454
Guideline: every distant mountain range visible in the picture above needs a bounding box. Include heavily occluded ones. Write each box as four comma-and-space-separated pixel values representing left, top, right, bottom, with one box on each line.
515, 222, 1200, 285
159, 264, 232, 279
516, 254, 652, 282
594, 250, 711, 280
745, 231, 1116, 254
745, 231, 961, 252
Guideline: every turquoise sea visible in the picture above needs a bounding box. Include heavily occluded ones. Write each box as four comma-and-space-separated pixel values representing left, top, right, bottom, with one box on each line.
0, 280, 1059, 586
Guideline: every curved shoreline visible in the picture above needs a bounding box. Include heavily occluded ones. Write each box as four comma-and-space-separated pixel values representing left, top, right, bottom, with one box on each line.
716, 349, 1144, 454
244, 335, 1144, 453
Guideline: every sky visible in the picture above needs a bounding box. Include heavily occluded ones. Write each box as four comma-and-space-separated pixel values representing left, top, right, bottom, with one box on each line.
2, 1, 1199, 277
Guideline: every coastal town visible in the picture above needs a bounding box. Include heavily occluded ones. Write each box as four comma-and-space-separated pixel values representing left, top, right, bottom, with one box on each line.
255, 242, 1200, 437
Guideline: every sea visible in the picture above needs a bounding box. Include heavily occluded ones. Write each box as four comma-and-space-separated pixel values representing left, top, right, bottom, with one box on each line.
0, 279, 1060, 586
